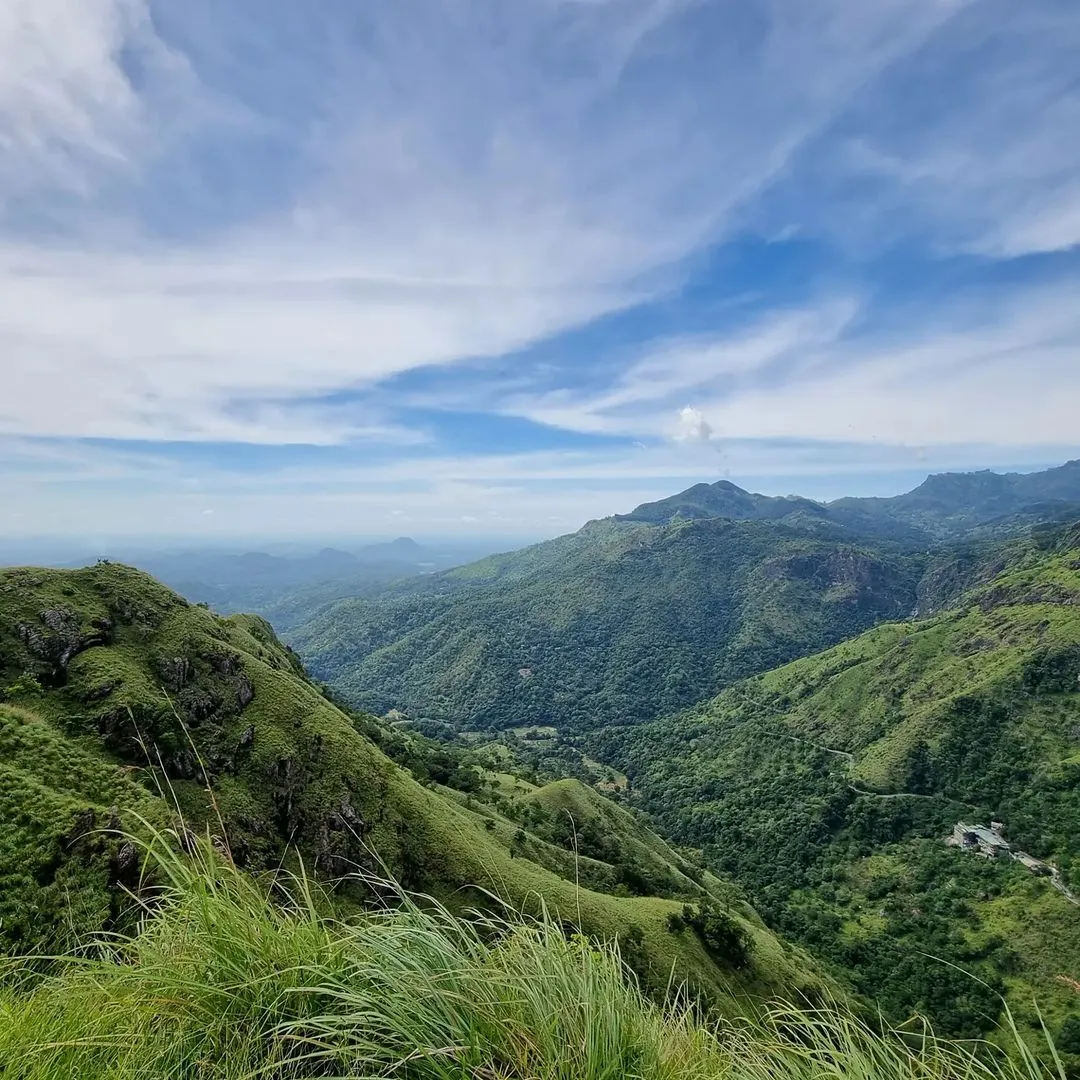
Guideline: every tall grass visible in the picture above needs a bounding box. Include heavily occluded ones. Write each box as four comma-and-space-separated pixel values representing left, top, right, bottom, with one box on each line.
0, 831, 1067, 1080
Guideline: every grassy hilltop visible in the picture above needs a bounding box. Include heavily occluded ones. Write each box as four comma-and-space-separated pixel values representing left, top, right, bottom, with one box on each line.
0, 560, 817, 1007
1, 836, 1066, 1080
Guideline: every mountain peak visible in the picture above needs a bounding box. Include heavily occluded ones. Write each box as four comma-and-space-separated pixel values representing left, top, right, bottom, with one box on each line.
617, 479, 823, 526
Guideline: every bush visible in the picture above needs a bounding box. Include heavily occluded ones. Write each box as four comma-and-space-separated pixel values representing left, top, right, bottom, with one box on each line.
669, 901, 752, 970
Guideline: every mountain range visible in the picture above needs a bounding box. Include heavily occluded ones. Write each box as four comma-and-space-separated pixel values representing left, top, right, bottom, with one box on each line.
289, 461, 1080, 733
586, 519, 1080, 1038
620, 460, 1080, 540
3, 461, 1080, 1060
271, 462, 1080, 1046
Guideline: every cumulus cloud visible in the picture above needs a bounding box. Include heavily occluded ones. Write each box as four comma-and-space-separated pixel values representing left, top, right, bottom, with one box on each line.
673, 406, 714, 444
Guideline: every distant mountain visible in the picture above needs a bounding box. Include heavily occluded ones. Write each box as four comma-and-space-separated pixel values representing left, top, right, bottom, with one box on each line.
358, 536, 424, 560
623, 460, 1080, 541
828, 459, 1080, 539
292, 517, 924, 732
616, 480, 829, 526
118, 540, 447, 625
587, 519, 1080, 1038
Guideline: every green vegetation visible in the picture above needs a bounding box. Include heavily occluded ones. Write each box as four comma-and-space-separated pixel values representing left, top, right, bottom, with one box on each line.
127, 538, 479, 632
5, 473, 1080, 1075
288, 464, 1080, 736
0, 701, 166, 951
0, 835, 1069, 1080
292, 516, 923, 731
0, 561, 815, 1007
586, 526, 1080, 1046
825, 462, 1080, 542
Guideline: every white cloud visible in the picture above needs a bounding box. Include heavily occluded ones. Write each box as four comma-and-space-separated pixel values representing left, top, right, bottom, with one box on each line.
504, 301, 858, 436
0, 0, 142, 197
677, 286, 1080, 447
2, 0, 1079, 541
487, 280, 1080, 448
673, 406, 714, 444
1, 421, 1075, 541
0, 243, 627, 442
993, 183, 1080, 257
0, 0, 968, 445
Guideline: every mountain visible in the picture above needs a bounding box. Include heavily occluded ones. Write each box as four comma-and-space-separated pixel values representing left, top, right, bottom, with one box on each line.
623, 461, 1080, 541
827, 459, 1080, 540
291, 517, 923, 732
615, 480, 830, 526
0, 561, 818, 1006
584, 521, 1080, 1041
128, 542, 431, 619
358, 536, 425, 559
86, 537, 515, 633
287, 462, 1080, 735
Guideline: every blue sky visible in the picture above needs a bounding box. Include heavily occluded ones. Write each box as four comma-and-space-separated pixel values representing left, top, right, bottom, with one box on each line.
3, 0, 1080, 541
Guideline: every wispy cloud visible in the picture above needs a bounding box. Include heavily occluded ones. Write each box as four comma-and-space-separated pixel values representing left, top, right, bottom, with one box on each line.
3, 430, 1070, 540
0, 0, 962, 443
2, 0, 1079, 537
491, 280, 1080, 448
761, 0, 1080, 256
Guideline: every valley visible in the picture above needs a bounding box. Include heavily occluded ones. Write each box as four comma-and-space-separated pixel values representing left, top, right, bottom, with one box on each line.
0, 561, 819, 1010
3, 463, 1080, 1073
270, 466, 1080, 1053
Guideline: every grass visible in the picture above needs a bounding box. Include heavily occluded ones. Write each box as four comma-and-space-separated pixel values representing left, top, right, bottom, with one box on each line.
0, 834, 1069, 1080
0, 703, 167, 953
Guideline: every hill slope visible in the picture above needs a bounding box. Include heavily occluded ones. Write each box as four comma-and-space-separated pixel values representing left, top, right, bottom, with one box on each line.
0, 562, 816, 1006
291, 518, 922, 732
586, 524, 1080, 1041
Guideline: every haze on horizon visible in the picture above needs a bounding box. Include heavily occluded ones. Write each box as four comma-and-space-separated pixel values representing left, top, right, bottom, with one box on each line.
3, 0, 1080, 542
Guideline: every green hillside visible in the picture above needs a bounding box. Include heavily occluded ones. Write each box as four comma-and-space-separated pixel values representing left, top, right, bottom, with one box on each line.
614, 480, 834, 528
826, 460, 1080, 541
586, 524, 1080, 1047
0, 562, 817, 1008
287, 464, 1080, 737
292, 517, 922, 731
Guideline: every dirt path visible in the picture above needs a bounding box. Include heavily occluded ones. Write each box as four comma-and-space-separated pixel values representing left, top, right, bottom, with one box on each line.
848, 785, 940, 800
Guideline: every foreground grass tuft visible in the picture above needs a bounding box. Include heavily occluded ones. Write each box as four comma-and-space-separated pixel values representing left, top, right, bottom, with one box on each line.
0, 834, 1067, 1079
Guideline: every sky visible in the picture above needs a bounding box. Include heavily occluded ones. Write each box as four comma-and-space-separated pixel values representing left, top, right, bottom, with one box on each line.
3, 0, 1080, 542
